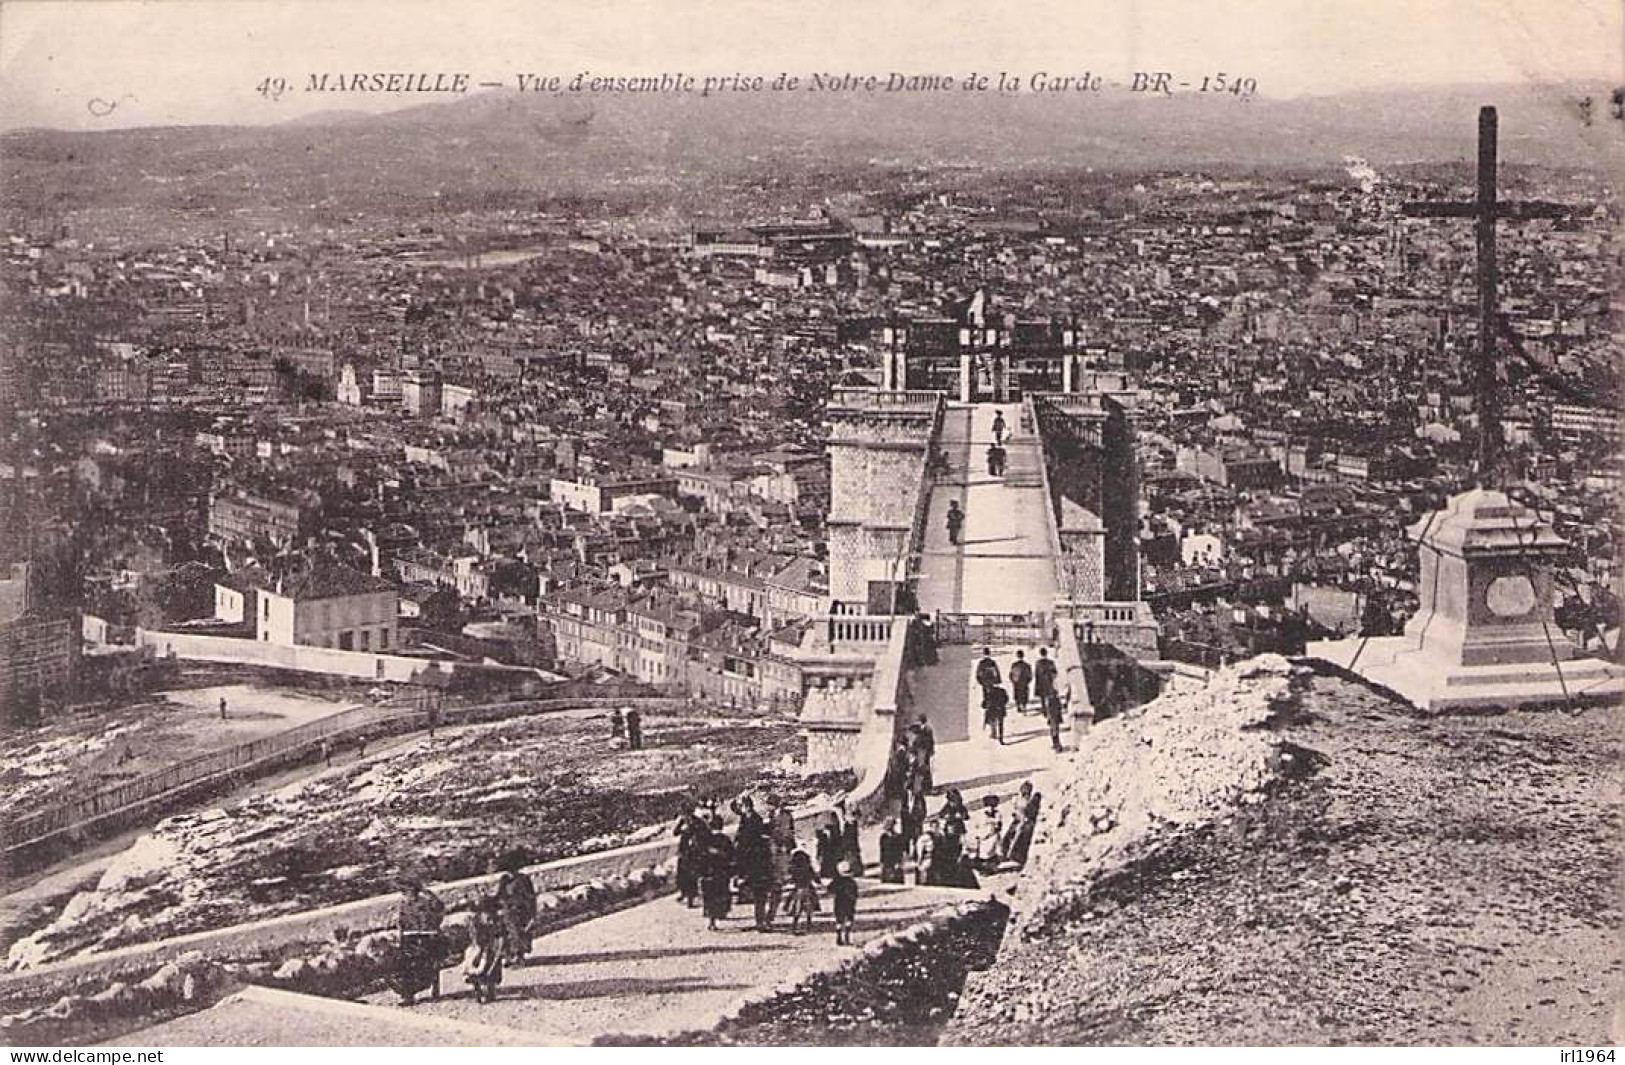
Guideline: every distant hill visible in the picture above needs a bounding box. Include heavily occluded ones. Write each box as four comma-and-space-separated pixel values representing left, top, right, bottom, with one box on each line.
3, 81, 1617, 225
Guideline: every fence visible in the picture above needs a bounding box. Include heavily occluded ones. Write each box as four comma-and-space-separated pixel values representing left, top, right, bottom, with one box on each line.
933, 612, 1052, 648
826, 614, 898, 646
1, 695, 684, 862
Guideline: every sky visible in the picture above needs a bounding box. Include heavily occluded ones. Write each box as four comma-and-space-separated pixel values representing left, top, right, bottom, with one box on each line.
0, 0, 1619, 130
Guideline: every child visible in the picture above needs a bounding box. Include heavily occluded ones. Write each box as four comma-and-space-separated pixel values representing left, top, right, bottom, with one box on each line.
786, 847, 821, 935
464, 895, 506, 1004
829, 860, 859, 945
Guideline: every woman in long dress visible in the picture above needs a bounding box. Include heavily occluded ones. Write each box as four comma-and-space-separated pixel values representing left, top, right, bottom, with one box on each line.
494, 865, 537, 963
878, 819, 906, 884
815, 813, 842, 880
674, 810, 709, 907
391, 878, 445, 1006
840, 812, 865, 876
700, 833, 735, 930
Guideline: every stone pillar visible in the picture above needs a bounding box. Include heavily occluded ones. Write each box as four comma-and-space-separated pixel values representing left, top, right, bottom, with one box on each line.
880, 346, 895, 391
1062, 350, 1074, 393
959, 352, 972, 403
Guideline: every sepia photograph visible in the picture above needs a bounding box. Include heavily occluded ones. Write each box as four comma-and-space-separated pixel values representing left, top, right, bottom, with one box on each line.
0, 0, 1620, 1050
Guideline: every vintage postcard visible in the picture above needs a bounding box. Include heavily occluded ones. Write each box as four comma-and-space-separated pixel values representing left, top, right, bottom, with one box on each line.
0, 0, 1620, 1051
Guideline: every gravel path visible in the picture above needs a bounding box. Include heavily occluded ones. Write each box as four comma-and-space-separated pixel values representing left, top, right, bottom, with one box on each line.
946, 671, 1621, 1045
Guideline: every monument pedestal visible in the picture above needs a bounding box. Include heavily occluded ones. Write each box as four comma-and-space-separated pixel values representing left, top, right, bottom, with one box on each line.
1309, 488, 1623, 711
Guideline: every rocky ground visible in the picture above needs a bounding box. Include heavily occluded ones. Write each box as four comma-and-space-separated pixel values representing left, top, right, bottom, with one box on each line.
6, 708, 849, 972
946, 660, 1621, 1046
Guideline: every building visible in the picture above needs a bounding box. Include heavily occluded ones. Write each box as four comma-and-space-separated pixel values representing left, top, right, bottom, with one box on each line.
208, 489, 317, 547
401, 370, 443, 418
0, 560, 31, 625
253, 564, 398, 651
550, 473, 677, 514
1, 614, 78, 721
1550, 403, 1618, 441
1176, 446, 1283, 491
440, 382, 478, 422
336, 364, 364, 406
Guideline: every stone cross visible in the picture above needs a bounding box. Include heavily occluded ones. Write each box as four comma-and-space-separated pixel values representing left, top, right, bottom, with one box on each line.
1402, 106, 1568, 487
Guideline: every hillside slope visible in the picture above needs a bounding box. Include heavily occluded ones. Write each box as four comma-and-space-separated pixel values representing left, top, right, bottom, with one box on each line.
945, 663, 1621, 1045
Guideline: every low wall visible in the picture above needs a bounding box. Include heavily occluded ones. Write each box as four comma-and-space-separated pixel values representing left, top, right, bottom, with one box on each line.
0, 787, 847, 1002
1053, 618, 1096, 725
134, 628, 488, 683
851, 621, 914, 820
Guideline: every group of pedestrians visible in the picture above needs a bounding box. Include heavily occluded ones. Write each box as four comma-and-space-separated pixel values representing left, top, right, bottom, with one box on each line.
947, 410, 1017, 543
390, 851, 539, 1008
674, 796, 861, 943
608, 706, 645, 750
879, 777, 1044, 888
974, 646, 1069, 752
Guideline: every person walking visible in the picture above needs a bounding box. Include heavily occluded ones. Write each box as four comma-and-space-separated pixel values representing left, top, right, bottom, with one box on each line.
915, 612, 938, 665
674, 808, 709, 907
982, 683, 1009, 744
992, 410, 1007, 446
1044, 689, 1066, 753
839, 808, 865, 876
219, 697, 228, 721
767, 796, 796, 924
391, 877, 446, 1007
908, 715, 936, 794
625, 706, 643, 750
829, 861, 859, 946
494, 857, 537, 964
463, 896, 506, 1005
975, 647, 1002, 696
734, 798, 774, 929
815, 812, 843, 880
878, 818, 906, 884
609, 706, 625, 741
1009, 650, 1033, 713
900, 787, 928, 859
1033, 647, 1058, 705
700, 832, 735, 931
945, 499, 965, 545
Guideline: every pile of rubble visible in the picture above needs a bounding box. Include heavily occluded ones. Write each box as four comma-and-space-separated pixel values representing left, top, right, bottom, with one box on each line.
1012, 654, 1314, 938
946, 661, 1621, 1045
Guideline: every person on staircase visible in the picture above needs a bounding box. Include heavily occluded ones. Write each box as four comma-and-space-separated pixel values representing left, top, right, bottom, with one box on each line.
1043, 689, 1067, 753
1009, 649, 1033, 713
879, 818, 907, 884
1033, 647, 1058, 708
982, 682, 1009, 744
975, 647, 1002, 698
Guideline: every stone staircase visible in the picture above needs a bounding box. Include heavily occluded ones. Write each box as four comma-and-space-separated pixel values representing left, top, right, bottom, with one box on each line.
1001, 434, 1046, 489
